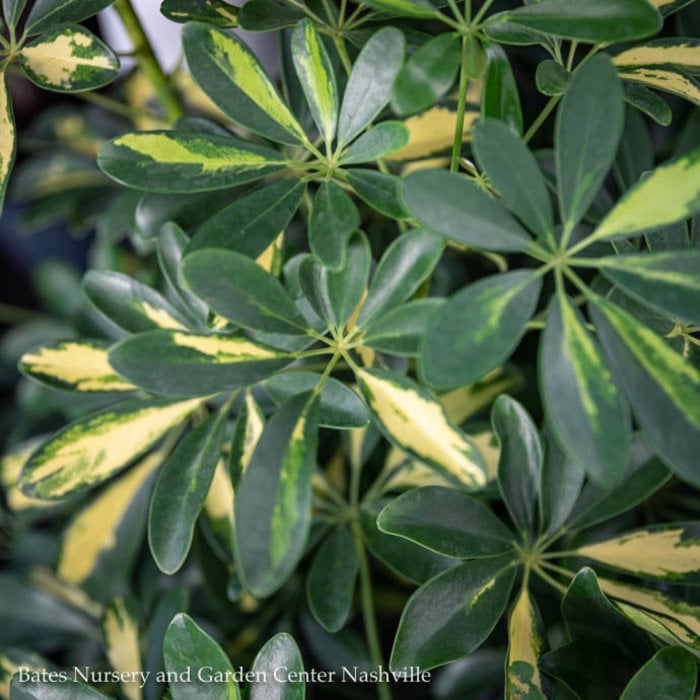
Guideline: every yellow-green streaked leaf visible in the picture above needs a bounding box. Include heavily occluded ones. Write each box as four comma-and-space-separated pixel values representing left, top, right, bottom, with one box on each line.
577, 524, 700, 583
356, 368, 487, 490
103, 598, 142, 700
20, 398, 199, 500
230, 389, 265, 489
18, 25, 119, 93
204, 460, 235, 550
591, 145, 700, 241
291, 20, 338, 145
619, 66, 700, 106
183, 22, 307, 145
0, 72, 16, 215
57, 448, 165, 583
20, 340, 138, 393
361, 0, 439, 18
507, 589, 546, 700
613, 39, 700, 70
29, 567, 103, 619
161, 0, 239, 27
98, 131, 286, 194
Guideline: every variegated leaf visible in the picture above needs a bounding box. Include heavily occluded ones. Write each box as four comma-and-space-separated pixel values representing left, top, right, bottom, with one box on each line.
103, 598, 142, 700
0, 71, 16, 215
619, 66, 700, 106
360, 0, 439, 18
507, 589, 547, 699
20, 398, 199, 499
204, 461, 235, 550
161, 0, 239, 27
230, 389, 265, 489
613, 38, 700, 71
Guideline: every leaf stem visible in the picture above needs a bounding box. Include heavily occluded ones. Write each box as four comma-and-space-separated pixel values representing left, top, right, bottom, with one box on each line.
533, 564, 568, 595
473, 0, 497, 25
450, 35, 471, 172
523, 95, 560, 144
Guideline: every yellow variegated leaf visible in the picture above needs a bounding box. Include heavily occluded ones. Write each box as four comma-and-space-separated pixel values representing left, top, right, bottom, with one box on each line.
507, 589, 546, 699
230, 389, 265, 486
577, 526, 700, 582
614, 39, 700, 70
0, 72, 16, 214
20, 340, 137, 393
255, 232, 284, 273
204, 460, 235, 549
1, 439, 61, 513
19, 25, 119, 93
356, 368, 487, 489
21, 398, 199, 500
618, 66, 700, 105
103, 598, 142, 700
382, 454, 456, 492
30, 567, 102, 619
441, 369, 519, 424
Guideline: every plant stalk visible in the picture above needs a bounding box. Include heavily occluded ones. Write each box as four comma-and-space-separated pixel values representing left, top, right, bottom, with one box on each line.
450, 35, 471, 172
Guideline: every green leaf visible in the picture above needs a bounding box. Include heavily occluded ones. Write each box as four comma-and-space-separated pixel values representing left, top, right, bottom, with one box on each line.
263, 371, 369, 429
161, 0, 239, 27
482, 13, 548, 46
309, 181, 360, 271
592, 145, 700, 241
363, 298, 443, 356
390, 557, 516, 671
19, 397, 199, 499
188, 179, 305, 257
0, 72, 16, 216
307, 525, 359, 632
83, 270, 188, 333
183, 22, 307, 144
249, 633, 305, 700
359, 0, 439, 18
346, 169, 408, 219
492, 395, 542, 534
238, 0, 304, 30
337, 27, 405, 146
234, 393, 318, 597
421, 271, 542, 389
183, 249, 309, 335
624, 82, 672, 126
507, 590, 547, 700
149, 409, 226, 574
98, 131, 285, 193
292, 20, 338, 144
589, 296, 700, 486
377, 485, 513, 558
25, 0, 115, 34
621, 647, 697, 699
109, 330, 292, 398
3, 0, 27, 27
339, 121, 409, 165
598, 251, 700, 324
481, 44, 523, 134
577, 523, 700, 584
540, 293, 630, 487
536, 59, 570, 96
508, 0, 662, 43
556, 55, 624, 230
474, 118, 554, 237
402, 170, 533, 252
163, 613, 240, 700
10, 677, 109, 699
391, 33, 461, 116
18, 24, 119, 93
356, 368, 487, 490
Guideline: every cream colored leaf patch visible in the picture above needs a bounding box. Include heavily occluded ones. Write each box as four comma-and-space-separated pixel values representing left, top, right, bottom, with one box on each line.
103, 598, 142, 700
356, 368, 486, 489
614, 40, 700, 70
204, 460, 235, 548
21, 340, 137, 393
170, 332, 285, 361
21, 398, 199, 499
1, 439, 60, 513
618, 66, 700, 106
0, 72, 16, 212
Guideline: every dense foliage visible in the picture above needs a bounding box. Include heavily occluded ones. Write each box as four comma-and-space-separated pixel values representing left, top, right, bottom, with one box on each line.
1, 0, 700, 698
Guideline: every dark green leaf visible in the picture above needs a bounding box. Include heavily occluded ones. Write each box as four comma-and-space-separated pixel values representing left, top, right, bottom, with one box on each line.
183, 249, 309, 334
346, 169, 408, 219
614, 107, 654, 192
25, 0, 115, 34
149, 409, 227, 574
482, 13, 548, 46
421, 271, 542, 389
402, 170, 533, 252
377, 485, 513, 558
3, 0, 27, 27
391, 33, 461, 116
390, 558, 516, 671
359, 0, 438, 18
249, 633, 305, 700
481, 44, 523, 134
536, 60, 570, 96
307, 526, 359, 632
161, 0, 238, 27
238, 0, 304, 30
624, 83, 672, 127
340, 121, 409, 164
556, 55, 625, 230
10, 677, 109, 699
621, 647, 697, 700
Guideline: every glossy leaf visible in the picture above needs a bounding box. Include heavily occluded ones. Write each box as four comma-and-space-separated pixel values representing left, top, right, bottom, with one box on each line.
390, 558, 516, 671
3, 0, 27, 26
249, 633, 305, 700
618, 66, 700, 106
10, 677, 109, 699
109, 330, 292, 398
98, 131, 285, 193
360, 0, 438, 17
292, 20, 338, 144
0, 72, 15, 215
163, 613, 240, 700
25, 0, 115, 34
340, 122, 409, 165
356, 368, 487, 490
377, 485, 513, 558
182, 249, 309, 334
540, 293, 629, 487
183, 22, 306, 144
624, 82, 672, 126
20, 340, 137, 393
508, 0, 662, 43
590, 296, 700, 485
507, 590, 547, 700
234, 393, 318, 597
337, 27, 405, 146
149, 409, 227, 574
421, 271, 542, 389
391, 33, 461, 116
19, 398, 199, 499
307, 526, 358, 632
481, 44, 523, 134
556, 55, 624, 230
402, 170, 533, 252
474, 118, 553, 237
238, 0, 303, 30
161, 0, 239, 27
19, 25, 119, 93
621, 647, 697, 699
536, 60, 570, 96
345, 169, 408, 219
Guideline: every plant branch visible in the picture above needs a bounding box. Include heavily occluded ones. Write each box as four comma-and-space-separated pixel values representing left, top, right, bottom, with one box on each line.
450, 35, 470, 172
524, 95, 560, 144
